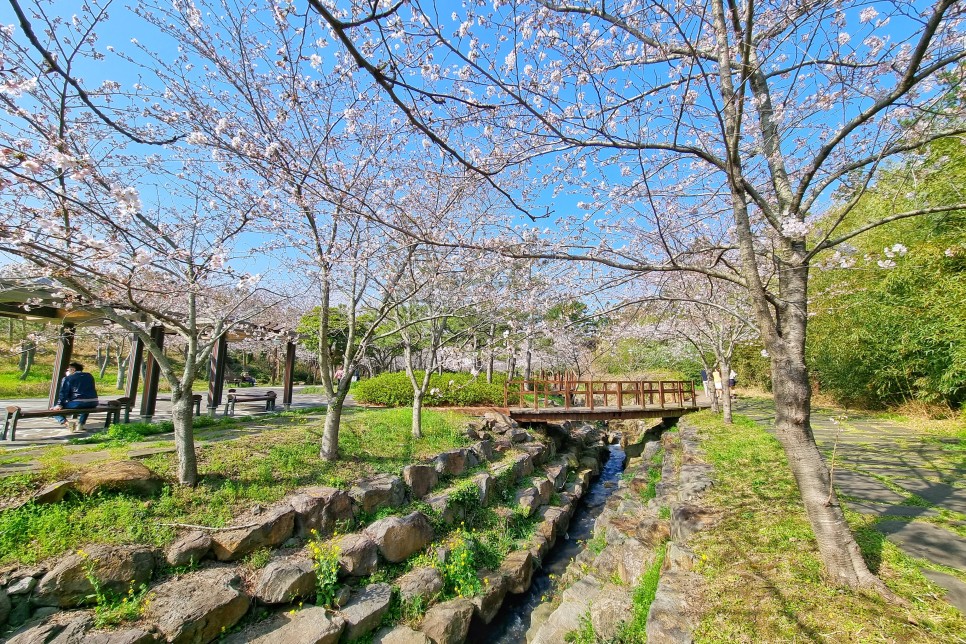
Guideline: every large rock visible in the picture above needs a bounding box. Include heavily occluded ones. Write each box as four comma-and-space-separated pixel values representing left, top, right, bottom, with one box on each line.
519, 443, 547, 465
545, 463, 568, 491
469, 440, 494, 463
255, 557, 316, 604
87, 627, 158, 643
143, 567, 250, 644
0, 588, 9, 625
402, 465, 439, 499
32, 480, 75, 505
33, 544, 156, 608
434, 449, 469, 477
594, 539, 652, 586
365, 512, 434, 563
483, 411, 518, 430
290, 487, 354, 539
74, 461, 163, 497
528, 575, 602, 644
373, 625, 432, 643
7, 613, 93, 644
514, 487, 541, 517
500, 550, 534, 594
337, 533, 379, 577
425, 492, 464, 526
165, 530, 212, 567
646, 570, 703, 644
222, 606, 344, 644
396, 566, 444, 603
535, 506, 570, 544
211, 504, 296, 561
340, 583, 392, 641
591, 584, 634, 640
535, 478, 554, 505
511, 453, 534, 479
419, 598, 474, 644
473, 472, 496, 506
350, 474, 406, 514
671, 504, 718, 541
471, 571, 509, 624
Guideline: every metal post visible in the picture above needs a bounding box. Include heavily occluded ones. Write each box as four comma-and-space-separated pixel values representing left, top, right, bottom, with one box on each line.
126, 334, 144, 408
207, 334, 228, 416
282, 341, 296, 410
48, 322, 76, 408
140, 325, 165, 422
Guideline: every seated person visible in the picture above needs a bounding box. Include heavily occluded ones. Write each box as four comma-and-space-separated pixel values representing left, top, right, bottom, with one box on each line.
51, 362, 98, 431
241, 372, 256, 386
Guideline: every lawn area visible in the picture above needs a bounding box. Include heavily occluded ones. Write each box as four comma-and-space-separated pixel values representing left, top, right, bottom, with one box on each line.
686, 411, 966, 642
0, 407, 470, 566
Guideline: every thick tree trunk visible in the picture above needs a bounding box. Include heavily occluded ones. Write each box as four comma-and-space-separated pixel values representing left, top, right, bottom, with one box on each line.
171, 389, 198, 486
320, 389, 348, 461
412, 392, 423, 439
116, 356, 128, 390
770, 348, 883, 589
99, 345, 110, 379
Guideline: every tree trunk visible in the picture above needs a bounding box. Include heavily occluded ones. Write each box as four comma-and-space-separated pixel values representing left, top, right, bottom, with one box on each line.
116, 356, 128, 390
412, 391, 423, 439
18, 341, 35, 381
769, 347, 883, 589
99, 345, 110, 379
320, 389, 348, 461
171, 389, 198, 486
486, 324, 495, 383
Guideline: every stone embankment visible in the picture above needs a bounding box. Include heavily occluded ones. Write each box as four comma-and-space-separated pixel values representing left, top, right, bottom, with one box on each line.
525, 419, 715, 643
0, 413, 609, 644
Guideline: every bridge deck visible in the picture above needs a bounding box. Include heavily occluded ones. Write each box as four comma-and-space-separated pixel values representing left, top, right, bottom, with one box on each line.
509, 402, 710, 422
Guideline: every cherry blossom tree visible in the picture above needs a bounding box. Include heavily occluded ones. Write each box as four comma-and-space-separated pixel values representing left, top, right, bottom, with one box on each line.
0, 2, 282, 486
312, 0, 966, 590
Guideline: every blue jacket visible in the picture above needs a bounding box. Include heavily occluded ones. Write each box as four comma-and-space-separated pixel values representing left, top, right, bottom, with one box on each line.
58, 371, 98, 406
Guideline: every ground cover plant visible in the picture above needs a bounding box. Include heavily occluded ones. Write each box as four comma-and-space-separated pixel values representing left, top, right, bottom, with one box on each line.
686, 410, 966, 642
0, 407, 469, 566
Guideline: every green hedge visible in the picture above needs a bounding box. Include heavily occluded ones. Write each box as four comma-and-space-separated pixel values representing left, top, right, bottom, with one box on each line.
354, 371, 505, 407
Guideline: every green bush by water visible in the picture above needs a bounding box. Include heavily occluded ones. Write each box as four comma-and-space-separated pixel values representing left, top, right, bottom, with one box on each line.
354, 371, 505, 407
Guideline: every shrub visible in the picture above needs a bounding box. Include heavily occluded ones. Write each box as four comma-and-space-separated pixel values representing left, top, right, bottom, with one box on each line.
306, 534, 341, 607
354, 371, 506, 407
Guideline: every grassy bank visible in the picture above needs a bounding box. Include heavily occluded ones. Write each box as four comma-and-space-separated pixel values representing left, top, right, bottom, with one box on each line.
0, 407, 470, 566
686, 411, 966, 642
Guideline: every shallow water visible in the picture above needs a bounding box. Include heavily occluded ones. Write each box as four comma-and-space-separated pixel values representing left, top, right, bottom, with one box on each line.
469, 443, 627, 643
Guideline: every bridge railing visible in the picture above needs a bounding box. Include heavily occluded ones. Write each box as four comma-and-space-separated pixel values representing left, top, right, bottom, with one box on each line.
504, 378, 698, 411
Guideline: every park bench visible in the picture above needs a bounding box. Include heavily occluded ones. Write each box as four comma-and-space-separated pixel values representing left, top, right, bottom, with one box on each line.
1, 397, 132, 442
224, 389, 277, 416
155, 394, 203, 417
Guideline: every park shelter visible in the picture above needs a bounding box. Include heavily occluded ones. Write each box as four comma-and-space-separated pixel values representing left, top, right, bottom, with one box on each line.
0, 278, 299, 419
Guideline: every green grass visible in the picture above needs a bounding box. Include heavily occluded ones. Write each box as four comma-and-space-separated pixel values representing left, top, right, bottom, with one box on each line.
0, 407, 470, 566
617, 541, 667, 642
685, 410, 966, 642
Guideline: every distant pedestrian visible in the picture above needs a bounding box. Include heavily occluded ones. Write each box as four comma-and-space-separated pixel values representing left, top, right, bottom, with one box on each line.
51, 362, 98, 432
712, 369, 722, 400
729, 369, 738, 399
334, 367, 344, 381
700, 369, 710, 399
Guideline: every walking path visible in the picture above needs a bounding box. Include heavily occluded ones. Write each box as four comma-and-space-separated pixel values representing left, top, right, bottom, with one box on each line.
739, 398, 966, 613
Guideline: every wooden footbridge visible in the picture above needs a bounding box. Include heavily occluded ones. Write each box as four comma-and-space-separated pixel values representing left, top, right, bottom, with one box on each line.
504, 377, 709, 422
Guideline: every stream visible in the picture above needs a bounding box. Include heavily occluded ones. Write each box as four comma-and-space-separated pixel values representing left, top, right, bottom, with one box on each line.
469, 442, 628, 643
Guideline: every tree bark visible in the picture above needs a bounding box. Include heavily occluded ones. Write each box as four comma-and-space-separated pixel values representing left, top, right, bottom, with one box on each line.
320, 389, 347, 461
170, 388, 198, 486
412, 391, 423, 439
719, 355, 733, 424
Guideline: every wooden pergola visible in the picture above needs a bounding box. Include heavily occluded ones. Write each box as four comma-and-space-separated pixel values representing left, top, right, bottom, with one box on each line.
0, 278, 299, 421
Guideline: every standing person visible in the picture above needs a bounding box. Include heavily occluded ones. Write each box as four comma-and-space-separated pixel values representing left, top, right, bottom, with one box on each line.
50, 362, 99, 432
729, 369, 738, 399
700, 368, 710, 400
712, 368, 723, 401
